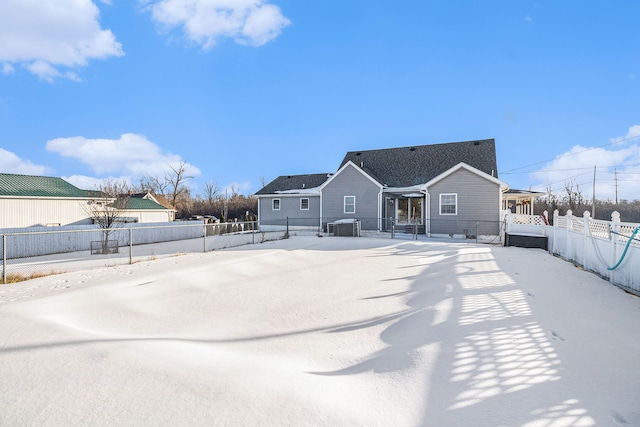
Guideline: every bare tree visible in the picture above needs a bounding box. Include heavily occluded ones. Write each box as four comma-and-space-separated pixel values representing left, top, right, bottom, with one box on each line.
563, 179, 585, 211
84, 179, 131, 254
259, 176, 269, 189
137, 175, 169, 195
202, 180, 220, 206
228, 183, 240, 198
166, 160, 193, 209
139, 160, 194, 217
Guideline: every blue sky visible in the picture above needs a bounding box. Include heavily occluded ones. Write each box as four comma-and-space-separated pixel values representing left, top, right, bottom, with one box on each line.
1, 1, 639, 202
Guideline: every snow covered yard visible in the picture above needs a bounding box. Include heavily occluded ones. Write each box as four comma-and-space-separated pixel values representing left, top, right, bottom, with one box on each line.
0, 235, 639, 426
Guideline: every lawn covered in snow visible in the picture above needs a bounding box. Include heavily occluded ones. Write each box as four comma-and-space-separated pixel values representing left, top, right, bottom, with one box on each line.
1, 235, 639, 426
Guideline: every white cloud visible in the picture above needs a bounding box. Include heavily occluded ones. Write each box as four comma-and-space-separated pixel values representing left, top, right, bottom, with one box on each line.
2, 63, 14, 75
62, 174, 114, 190
142, 0, 291, 48
611, 125, 640, 144
0, 148, 51, 175
0, 0, 123, 81
528, 126, 640, 201
45, 133, 201, 179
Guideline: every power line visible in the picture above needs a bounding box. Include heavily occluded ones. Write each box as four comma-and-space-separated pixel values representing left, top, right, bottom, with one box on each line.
499, 134, 640, 175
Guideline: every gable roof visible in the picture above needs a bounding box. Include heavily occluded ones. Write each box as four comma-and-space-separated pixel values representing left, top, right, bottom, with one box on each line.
423, 162, 507, 189
129, 192, 175, 210
339, 139, 498, 188
124, 198, 171, 211
0, 173, 99, 198
318, 160, 384, 192
255, 173, 331, 195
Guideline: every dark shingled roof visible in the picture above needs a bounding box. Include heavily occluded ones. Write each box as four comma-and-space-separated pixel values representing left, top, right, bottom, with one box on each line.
255, 173, 331, 195
0, 173, 100, 198
339, 139, 498, 187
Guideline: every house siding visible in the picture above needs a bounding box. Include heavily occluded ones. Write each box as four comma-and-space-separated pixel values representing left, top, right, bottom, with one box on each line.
0, 198, 94, 228
321, 164, 380, 230
129, 210, 174, 223
258, 195, 321, 228
0, 197, 174, 229
428, 169, 500, 236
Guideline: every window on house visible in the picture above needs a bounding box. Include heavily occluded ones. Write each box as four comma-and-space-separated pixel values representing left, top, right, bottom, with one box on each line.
272, 199, 280, 210
440, 193, 457, 215
300, 198, 309, 210
344, 196, 356, 214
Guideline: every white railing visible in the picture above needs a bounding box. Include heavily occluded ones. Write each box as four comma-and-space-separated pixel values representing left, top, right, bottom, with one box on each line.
505, 210, 640, 296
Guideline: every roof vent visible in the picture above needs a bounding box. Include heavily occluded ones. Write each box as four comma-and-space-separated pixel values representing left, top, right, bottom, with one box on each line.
474, 141, 480, 146
410, 147, 416, 151
356, 152, 362, 156
302, 183, 305, 189
360, 162, 364, 168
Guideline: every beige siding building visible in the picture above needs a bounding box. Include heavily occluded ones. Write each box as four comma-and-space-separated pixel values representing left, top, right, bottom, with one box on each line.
0, 173, 174, 229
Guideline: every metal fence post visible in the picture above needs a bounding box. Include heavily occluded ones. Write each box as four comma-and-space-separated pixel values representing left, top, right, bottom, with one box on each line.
391, 218, 395, 239
203, 223, 207, 253
2, 234, 6, 284
129, 228, 133, 265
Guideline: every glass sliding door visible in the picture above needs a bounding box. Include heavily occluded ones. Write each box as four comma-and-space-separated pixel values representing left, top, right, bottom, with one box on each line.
410, 198, 423, 224
397, 198, 409, 224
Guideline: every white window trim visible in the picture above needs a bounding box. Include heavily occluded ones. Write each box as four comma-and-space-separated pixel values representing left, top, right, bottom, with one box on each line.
439, 193, 457, 215
300, 198, 309, 210
344, 196, 356, 214
272, 198, 281, 211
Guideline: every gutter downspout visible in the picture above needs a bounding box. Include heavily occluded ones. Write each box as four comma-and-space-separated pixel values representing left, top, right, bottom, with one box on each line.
319, 191, 323, 232
257, 197, 261, 229
378, 190, 383, 231
421, 189, 430, 237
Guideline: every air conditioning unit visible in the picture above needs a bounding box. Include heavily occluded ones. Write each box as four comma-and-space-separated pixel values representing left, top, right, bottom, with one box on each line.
329, 219, 360, 237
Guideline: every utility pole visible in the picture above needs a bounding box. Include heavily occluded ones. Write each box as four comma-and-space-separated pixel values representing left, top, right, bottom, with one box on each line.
614, 168, 619, 205
592, 165, 596, 218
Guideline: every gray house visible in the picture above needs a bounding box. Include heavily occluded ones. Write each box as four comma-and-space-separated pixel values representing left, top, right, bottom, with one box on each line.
255, 139, 508, 237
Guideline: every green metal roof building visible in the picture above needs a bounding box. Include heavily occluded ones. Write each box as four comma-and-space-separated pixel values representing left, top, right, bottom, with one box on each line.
0, 173, 174, 228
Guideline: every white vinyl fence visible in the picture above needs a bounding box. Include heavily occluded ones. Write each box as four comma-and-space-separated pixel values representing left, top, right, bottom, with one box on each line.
505, 210, 640, 296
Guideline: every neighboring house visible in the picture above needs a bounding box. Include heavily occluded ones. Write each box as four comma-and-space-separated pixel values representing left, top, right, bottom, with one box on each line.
255, 139, 509, 237
128, 192, 177, 222
0, 173, 175, 229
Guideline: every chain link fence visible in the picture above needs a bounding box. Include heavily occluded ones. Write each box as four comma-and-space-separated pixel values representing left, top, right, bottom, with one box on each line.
259, 216, 504, 242
1, 221, 284, 284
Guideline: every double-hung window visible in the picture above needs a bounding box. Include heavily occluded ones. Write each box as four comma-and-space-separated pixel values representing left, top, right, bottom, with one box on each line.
300, 198, 309, 210
344, 196, 356, 214
439, 193, 457, 215
272, 199, 281, 210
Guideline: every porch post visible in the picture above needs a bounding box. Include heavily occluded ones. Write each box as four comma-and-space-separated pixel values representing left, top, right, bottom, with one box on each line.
425, 192, 431, 237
